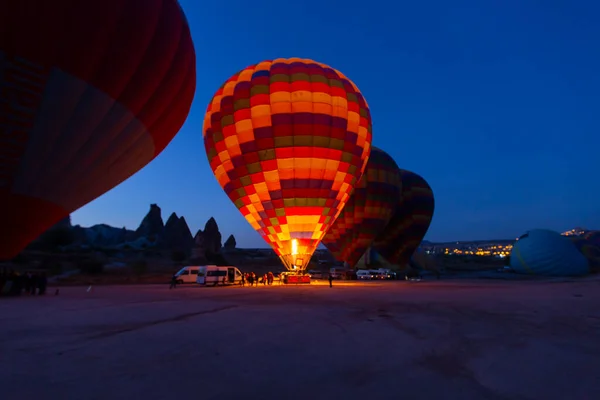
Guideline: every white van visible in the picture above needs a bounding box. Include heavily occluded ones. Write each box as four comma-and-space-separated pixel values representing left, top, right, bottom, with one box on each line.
369, 270, 386, 280
174, 266, 201, 284
356, 270, 372, 280
196, 265, 244, 286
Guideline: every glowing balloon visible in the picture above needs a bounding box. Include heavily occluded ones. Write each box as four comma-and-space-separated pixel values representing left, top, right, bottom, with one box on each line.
373, 169, 434, 268
0, 0, 196, 259
322, 147, 401, 268
203, 58, 372, 271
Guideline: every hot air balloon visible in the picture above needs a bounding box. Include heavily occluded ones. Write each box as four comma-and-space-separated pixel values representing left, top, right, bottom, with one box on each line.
373, 169, 435, 268
203, 58, 372, 272
511, 229, 589, 276
322, 147, 401, 268
0, 0, 196, 259
570, 232, 600, 273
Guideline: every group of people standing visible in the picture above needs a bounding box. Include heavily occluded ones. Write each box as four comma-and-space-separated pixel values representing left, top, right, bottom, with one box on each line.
1, 269, 48, 297
242, 271, 276, 286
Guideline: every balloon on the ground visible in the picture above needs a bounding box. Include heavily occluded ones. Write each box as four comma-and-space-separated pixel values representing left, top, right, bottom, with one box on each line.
569, 232, 600, 273
510, 229, 589, 276
322, 147, 401, 268
0, 0, 196, 259
373, 169, 435, 268
203, 58, 372, 271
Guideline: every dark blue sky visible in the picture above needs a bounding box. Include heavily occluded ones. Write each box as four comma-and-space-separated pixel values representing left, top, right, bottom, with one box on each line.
72, 0, 599, 247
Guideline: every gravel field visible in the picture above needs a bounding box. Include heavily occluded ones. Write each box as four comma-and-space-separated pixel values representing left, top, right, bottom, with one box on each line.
2, 279, 600, 400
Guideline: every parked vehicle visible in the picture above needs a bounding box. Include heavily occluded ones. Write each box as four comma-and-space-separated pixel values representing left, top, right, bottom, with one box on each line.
356, 270, 372, 280
196, 265, 244, 286
307, 270, 324, 279
173, 266, 201, 284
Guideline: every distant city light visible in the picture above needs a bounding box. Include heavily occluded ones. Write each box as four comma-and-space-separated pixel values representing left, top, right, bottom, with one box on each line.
417, 227, 584, 258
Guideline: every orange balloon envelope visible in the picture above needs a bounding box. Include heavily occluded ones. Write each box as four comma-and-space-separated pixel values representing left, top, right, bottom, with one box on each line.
373, 169, 435, 267
322, 147, 402, 268
0, 0, 196, 259
203, 58, 372, 271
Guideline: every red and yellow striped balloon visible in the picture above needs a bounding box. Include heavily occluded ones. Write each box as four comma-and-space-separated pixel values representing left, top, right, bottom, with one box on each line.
203, 58, 372, 271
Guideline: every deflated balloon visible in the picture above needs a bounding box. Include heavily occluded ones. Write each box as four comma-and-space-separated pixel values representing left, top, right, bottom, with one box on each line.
373, 169, 435, 268
511, 229, 589, 276
203, 58, 372, 271
0, 0, 196, 259
322, 147, 401, 268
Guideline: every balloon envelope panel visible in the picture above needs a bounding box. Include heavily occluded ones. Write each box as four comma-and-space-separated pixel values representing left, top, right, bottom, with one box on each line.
570, 234, 600, 273
322, 147, 401, 268
203, 58, 372, 270
373, 169, 434, 268
510, 229, 589, 276
0, 0, 196, 258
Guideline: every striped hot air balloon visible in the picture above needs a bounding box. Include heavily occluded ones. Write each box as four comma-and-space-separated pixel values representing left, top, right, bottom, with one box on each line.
0, 0, 196, 259
322, 147, 401, 268
203, 58, 372, 272
373, 169, 435, 268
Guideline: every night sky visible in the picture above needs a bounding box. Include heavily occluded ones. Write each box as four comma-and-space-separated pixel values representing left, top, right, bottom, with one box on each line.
72, 0, 600, 247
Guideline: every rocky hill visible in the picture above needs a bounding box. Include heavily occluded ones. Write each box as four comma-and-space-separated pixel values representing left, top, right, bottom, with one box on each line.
28, 204, 235, 262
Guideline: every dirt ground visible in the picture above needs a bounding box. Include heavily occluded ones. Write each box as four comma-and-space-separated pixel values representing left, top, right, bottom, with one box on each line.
1, 279, 600, 400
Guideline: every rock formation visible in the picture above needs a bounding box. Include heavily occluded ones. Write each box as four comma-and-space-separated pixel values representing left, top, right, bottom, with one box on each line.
53, 215, 73, 230
189, 217, 228, 265
203, 217, 222, 255
28, 205, 228, 260
28, 215, 75, 249
135, 204, 164, 242
189, 230, 208, 264
223, 234, 236, 252
160, 212, 194, 253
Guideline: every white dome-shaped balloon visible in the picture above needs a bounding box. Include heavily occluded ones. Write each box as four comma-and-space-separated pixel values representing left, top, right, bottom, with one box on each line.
510, 229, 589, 276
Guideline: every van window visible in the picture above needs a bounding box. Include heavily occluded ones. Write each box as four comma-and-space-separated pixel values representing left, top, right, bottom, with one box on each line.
190, 270, 198, 275
177, 270, 188, 276
207, 270, 227, 277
